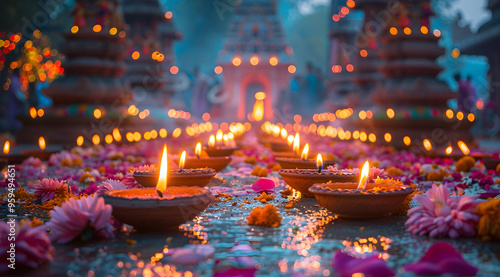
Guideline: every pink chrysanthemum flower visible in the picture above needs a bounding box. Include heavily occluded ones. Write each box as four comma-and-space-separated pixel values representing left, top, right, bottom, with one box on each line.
405, 184, 480, 238
45, 196, 114, 243
0, 219, 53, 273
97, 179, 128, 195
23, 156, 43, 167
34, 178, 68, 202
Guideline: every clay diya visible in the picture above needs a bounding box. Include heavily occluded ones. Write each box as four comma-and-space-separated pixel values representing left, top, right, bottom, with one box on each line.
104, 145, 214, 231
174, 142, 231, 172
279, 154, 358, 196
1, 141, 29, 165
20, 137, 57, 161
309, 161, 414, 218
204, 134, 239, 157
276, 143, 335, 169
272, 133, 300, 158
133, 151, 217, 187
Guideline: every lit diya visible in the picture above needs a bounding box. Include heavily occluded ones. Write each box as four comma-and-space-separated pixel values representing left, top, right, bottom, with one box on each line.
276, 143, 336, 169
103, 145, 214, 231
272, 133, 300, 158
309, 161, 414, 218
1, 141, 30, 165
21, 137, 58, 161
203, 133, 239, 157
436, 141, 500, 170
270, 128, 292, 152
279, 154, 358, 197
174, 142, 231, 172
133, 151, 217, 187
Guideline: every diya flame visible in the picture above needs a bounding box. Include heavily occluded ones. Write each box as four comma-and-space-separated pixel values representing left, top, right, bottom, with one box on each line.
156, 144, 168, 196
357, 161, 370, 190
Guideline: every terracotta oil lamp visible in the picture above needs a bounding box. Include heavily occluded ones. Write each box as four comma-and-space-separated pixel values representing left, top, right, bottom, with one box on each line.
0, 141, 29, 166
175, 142, 231, 172
133, 151, 217, 187
276, 143, 336, 169
279, 154, 358, 197
21, 137, 57, 161
309, 161, 414, 218
270, 128, 292, 152
272, 133, 300, 158
104, 144, 214, 231
204, 134, 239, 157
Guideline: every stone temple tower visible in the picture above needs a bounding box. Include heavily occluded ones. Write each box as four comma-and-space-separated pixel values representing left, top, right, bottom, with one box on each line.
122, 0, 181, 107
215, 0, 294, 121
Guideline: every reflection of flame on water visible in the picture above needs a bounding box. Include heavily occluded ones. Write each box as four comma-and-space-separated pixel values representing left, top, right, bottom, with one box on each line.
342, 236, 392, 259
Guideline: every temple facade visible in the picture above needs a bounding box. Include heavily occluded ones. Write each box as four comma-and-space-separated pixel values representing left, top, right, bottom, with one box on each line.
326, 0, 363, 109
122, 0, 181, 107
17, 0, 132, 144
215, 0, 294, 120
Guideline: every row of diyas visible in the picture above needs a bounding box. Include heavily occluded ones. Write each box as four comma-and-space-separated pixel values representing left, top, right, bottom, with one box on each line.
104, 144, 215, 231
1, 137, 58, 166
279, 156, 413, 218
309, 162, 413, 218
276, 141, 337, 169
203, 130, 239, 157
133, 141, 232, 187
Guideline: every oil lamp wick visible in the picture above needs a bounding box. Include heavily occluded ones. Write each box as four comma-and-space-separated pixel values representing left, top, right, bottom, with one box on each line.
156, 189, 164, 198
317, 165, 323, 174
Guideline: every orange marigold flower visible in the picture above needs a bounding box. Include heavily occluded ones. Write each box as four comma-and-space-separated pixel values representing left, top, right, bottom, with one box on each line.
247, 204, 282, 227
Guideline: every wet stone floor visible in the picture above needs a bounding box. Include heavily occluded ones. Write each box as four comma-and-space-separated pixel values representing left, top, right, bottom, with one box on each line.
2, 174, 500, 277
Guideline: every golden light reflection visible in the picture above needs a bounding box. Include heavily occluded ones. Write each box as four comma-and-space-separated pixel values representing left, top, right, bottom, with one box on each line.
386, 108, 395, 119
76, 136, 84, 146
446, 109, 454, 119
384, 133, 392, 142
357, 161, 369, 190
301, 143, 309, 160
445, 146, 452, 155
113, 128, 122, 142
159, 128, 167, 138
92, 134, 100, 145
94, 108, 102, 119
30, 107, 37, 118
457, 140, 470, 155
179, 151, 186, 170
105, 134, 113, 144
208, 135, 215, 148
287, 135, 294, 146
38, 136, 46, 150
250, 56, 259, 65
232, 57, 241, 66
423, 139, 432, 151
3, 141, 10, 154
403, 136, 411, 146
272, 126, 280, 137
156, 144, 168, 193
342, 236, 392, 255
